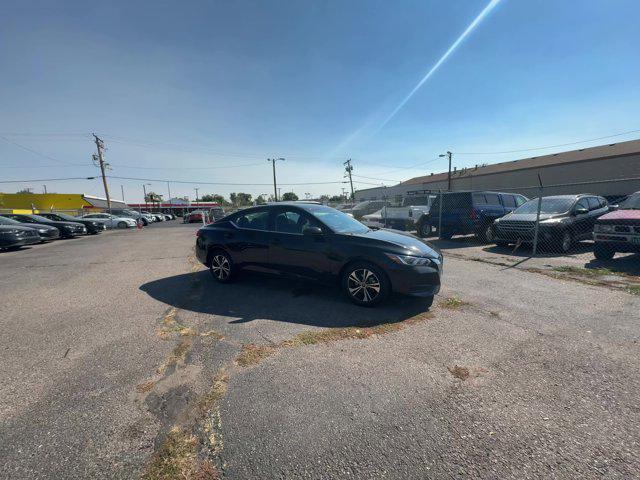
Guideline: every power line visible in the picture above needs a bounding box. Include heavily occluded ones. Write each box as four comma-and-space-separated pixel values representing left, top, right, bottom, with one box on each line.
106, 175, 347, 186
107, 161, 265, 171
0, 177, 98, 183
454, 129, 640, 155
352, 174, 402, 183
0, 135, 93, 167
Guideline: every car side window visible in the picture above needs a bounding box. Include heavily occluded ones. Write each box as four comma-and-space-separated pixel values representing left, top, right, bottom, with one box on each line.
472, 193, 487, 205
484, 193, 500, 205
587, 197, 600, 211
274, 209, 317, 234
515, 195, 527, 206
575, 198, 589, 212
501, 195, 516, 208
234, 210, 269, 230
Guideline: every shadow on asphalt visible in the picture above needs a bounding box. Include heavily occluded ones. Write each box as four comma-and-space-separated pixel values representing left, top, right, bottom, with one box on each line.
140, 270, 430, 328
585, 254, 640, 276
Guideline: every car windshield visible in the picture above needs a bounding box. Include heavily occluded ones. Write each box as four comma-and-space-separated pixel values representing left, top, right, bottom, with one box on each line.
52, 213, 76, 221
618, 192, 640, 209
304, 205, 369, 234
0, 216, 21, 225
514, 197, 575, 214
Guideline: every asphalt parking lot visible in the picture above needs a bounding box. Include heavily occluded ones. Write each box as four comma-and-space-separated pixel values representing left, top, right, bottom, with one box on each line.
1, 221, 639, 479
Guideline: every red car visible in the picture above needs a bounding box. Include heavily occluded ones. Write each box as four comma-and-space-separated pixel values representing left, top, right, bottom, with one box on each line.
593, 192, 640, 260
186, 211, 205, 223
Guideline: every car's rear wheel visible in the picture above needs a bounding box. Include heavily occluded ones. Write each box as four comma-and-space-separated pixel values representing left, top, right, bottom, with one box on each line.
209, 250, 236, 283
342, 262, 389, 307
594, 243, 615, 261
477, 223, 495, 243
416, 217, 431, 238
117, 221, 128, 229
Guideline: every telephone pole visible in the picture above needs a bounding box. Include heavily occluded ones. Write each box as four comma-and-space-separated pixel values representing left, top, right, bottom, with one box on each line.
343, 159, 354, 200
93, 134, 112, 212
439, 151, 453, 191
267, 158, 285, 201
194, 187, 199, 204
121, 185, 125, 202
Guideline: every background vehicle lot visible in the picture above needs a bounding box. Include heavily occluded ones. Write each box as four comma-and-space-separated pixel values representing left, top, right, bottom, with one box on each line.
1, 222, 639, 479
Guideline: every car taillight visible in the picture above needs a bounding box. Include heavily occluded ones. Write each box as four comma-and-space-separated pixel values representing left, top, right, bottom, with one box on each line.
195, 229, 202, 237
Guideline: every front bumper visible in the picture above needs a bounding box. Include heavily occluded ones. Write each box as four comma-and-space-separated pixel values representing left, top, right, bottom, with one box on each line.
594, 233, 640, 253
494, 224, 561, 243
384, 259, 442, 297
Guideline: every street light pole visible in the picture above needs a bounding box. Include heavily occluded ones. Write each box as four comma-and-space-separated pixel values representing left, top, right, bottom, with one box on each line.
439, 151, 453, 191
195, 187, 199, 204
267, 158, 285, 201
142, 183, 151, 213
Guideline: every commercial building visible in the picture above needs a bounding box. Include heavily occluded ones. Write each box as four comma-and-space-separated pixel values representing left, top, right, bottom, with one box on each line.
0, 192, 127, 214
355, 139, 640, 203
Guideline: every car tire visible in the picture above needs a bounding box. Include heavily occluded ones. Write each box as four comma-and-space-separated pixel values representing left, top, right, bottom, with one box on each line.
416, 217, 431, 238
594, 244, 615, 261
209, 250, 236, 283
558, 230, 573, 253
341, 262, 389, 307
117, 221, 128, 229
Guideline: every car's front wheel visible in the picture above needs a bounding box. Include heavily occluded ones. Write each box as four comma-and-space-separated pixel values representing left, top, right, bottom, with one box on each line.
558, 230, 573, 253
117, 221, 128, 229
342, 262, 389, 307
594, 243, 615, 261
416, 217, 431, 238
209, 250, 236, 283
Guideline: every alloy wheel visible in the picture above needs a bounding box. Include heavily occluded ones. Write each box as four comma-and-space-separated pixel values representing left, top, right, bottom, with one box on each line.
561, 232, 572, 252
347, 268, 381, 303
485, 225, 494, 242
211, 254, 231, 280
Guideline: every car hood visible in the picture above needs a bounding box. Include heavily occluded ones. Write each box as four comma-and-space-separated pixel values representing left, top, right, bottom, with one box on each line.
498, 212, 565, 222
18, 223, 58, 231
345, 228, 440, 258
597, 209, 640, 223
46, 221, 85, 228
0, 225, 36, 233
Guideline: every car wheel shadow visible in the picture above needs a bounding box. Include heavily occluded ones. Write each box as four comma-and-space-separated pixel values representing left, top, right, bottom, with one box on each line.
139, 270, 432, 329
585, 253, 640, 276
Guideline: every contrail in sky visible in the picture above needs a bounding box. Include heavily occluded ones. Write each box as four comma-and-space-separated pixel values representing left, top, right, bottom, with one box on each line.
378, 0, 503, 130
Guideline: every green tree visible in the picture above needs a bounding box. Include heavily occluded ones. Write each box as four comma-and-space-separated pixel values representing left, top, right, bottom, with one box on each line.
282, 192, 298, 201
255, 195, 266, 205
200, 194, 229, 205
230, 192, 252, 206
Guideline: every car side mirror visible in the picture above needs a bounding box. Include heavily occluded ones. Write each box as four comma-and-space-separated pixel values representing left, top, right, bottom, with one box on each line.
609, 204, 619, 211
303, 226, 323, 236
574, 207, 588, 216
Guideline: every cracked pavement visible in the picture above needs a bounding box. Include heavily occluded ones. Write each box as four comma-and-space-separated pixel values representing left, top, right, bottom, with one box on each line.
1, 222, 638, 479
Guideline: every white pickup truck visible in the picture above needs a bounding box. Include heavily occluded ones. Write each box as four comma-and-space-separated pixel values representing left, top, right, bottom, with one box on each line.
361, 195, 435, 231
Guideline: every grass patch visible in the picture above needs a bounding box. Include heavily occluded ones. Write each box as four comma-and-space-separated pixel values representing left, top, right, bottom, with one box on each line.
157, 339, 192, 374
235, 344, 275, 367
198, 371, 229, 414
157, 308, 197, 339
440, 297, 466, 309
136, 381, 155, 393
552, 266, 615, 277
141, 427, 219, 480
200, 330, 224, 339
627, 285, 640, 295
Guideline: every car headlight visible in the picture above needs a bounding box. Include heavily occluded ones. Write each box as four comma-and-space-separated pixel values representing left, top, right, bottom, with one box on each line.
385, 253, 436, 267
594, 224, 613, 233
0, 229, 20, 235
540, 217, 566, 224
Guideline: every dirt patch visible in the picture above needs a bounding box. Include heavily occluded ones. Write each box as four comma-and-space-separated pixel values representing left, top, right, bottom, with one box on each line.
447, 365, 488, 381
200, 329, 224, 339
157, 339, 192, 374
137, 381, 156, 393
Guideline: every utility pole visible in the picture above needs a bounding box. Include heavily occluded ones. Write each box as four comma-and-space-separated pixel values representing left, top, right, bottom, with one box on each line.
121, 185, 125, 202
439, 151, 453, 191
343, 159, 355, 200
93, 134, 112, 213
267, 158, 285, 201
143, 183, 151, 212
195, 187, 199, 204
43, 185, 47, 194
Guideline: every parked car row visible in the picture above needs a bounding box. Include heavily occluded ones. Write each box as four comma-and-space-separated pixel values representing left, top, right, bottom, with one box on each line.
407, 190, 640, 260
0, 208, 177, 251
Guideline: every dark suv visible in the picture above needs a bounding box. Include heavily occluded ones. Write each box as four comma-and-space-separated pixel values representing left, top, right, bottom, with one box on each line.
493, 194, 609, 253
416, 191, 527, 241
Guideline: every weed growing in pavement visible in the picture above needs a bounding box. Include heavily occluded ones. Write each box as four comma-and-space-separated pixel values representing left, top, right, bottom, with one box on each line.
627, 285, 640, 295
136, 381, 155, 393
200, 329, 224, 339
440, 297, 466, 309
141, 427, 219, 480
448, 365, 470, 380
235, 344, 276, 367
157, 339, 192, 374
552, 266, 615, 276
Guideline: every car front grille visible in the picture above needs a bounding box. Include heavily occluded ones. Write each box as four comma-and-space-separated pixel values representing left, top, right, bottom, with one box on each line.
498, 221, 536, 233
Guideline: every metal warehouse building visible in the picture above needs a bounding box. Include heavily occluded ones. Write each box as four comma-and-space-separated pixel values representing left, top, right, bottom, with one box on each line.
355, 139, 640, 203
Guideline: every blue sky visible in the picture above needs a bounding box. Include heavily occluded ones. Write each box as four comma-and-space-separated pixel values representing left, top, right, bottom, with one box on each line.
1, 0, 639, 201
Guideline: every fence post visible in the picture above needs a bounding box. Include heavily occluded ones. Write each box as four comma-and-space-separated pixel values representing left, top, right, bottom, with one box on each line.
531, 175, 544, 256
438, 190, 443, 240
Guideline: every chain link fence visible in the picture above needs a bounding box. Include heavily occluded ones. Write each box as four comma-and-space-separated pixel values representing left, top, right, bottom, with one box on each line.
358, 178, 640, 269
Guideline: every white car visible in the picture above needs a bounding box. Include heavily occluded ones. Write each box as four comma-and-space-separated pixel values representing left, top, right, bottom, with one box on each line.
78, 213, 138, 229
